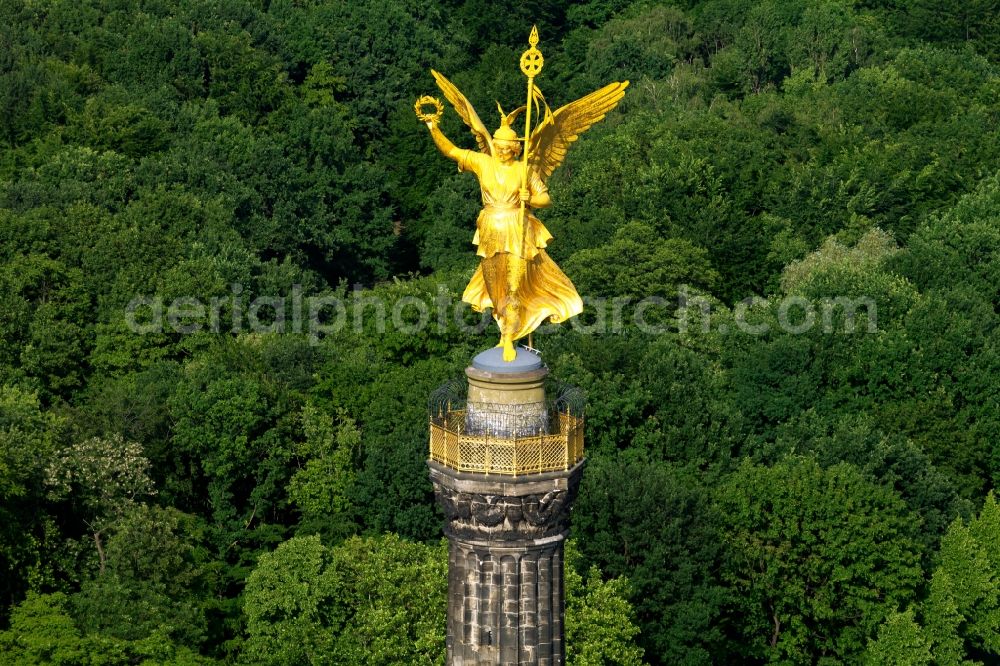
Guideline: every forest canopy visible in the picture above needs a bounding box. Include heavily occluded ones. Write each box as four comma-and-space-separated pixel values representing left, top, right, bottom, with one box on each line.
1, 0, 999, 663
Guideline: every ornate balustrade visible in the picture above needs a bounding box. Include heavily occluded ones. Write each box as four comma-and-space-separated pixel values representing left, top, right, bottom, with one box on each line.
429, 409, 583, 476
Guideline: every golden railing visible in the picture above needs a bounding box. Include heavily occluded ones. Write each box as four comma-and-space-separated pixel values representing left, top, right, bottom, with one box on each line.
429, 410, 584, 476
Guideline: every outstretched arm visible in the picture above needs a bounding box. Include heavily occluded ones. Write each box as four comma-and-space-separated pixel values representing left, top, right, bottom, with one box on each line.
426, 121, 462, 162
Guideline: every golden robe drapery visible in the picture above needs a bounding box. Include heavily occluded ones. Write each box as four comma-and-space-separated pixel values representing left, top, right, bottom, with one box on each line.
456, 149, 583, 341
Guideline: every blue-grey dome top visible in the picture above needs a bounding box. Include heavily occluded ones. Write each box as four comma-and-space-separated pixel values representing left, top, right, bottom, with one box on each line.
471, 347, 543, 373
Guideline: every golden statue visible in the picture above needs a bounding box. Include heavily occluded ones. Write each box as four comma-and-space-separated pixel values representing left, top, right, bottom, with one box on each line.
417, 27, 627, 362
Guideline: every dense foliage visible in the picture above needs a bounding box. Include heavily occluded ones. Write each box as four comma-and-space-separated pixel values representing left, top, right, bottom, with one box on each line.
1, 0, 998, 663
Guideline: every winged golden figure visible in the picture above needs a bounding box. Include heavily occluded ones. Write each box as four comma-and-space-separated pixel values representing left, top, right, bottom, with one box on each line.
420, 68, 627, 362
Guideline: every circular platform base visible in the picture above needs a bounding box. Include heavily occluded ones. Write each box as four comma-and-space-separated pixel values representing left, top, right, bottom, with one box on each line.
471, 346, 543, 373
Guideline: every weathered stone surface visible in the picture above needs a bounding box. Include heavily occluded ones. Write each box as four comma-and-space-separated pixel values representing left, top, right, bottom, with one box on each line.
430, 460, 583, 665
429, 462, 582, 544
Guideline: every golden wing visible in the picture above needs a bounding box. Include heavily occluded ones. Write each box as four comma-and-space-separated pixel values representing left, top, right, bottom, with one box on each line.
431, 69, 493, 155
529, 81, 629, 180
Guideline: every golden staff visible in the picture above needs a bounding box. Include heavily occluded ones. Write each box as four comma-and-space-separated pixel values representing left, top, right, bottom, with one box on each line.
519, 27, 543, 351
518, 26, 543, 252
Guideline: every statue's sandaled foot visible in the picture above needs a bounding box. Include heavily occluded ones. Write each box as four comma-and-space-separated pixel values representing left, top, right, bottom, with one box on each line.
502, 340, 516, 362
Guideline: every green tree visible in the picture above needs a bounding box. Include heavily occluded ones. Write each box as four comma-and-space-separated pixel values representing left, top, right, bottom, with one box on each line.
572, 455, 727, 664
564, 222, 719, 302
716, 457, 923, 662
894, 0, 1000, 61
565, 542, 645, 666
928, 496, 1000, 659
0, 253, 91, 400
44, 434, 155, 573
288, 404, 362, 540
0, 591, 88, 665
770, 411, 971, 554
0, 385, 65, 621
72, 504, 210, 650
868, 493, 1000, 664
0, 590, 213, 665
865, 609, 933, 665
242, 534, 447, 665
893, 179, 1000, 490
787, 0, 870, 83
166, 339, 304, 556
577, 5, 691, 86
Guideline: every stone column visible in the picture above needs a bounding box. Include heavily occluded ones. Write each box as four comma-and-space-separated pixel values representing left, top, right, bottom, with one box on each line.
428, 347, 585, 666
429, 461, 583, 665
